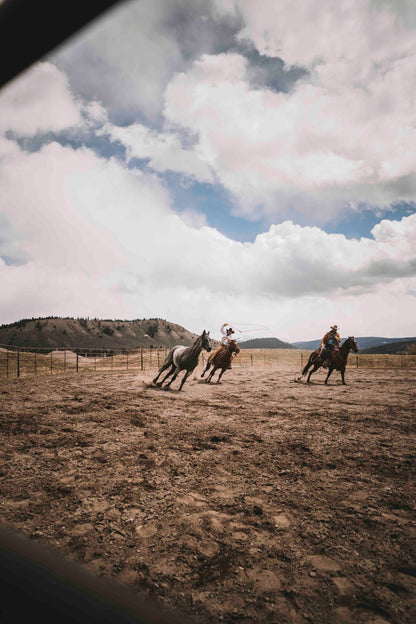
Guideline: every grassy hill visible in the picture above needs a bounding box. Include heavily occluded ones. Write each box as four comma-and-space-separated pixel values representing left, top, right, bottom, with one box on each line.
0, 317, 203, 351
238, 337, 296, 350
360, 339, 416, 355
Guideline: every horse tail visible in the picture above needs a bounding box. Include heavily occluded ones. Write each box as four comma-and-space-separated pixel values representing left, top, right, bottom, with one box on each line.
300, 351, 319, 376
160, 347, 176, 370
301, 362, 310, 376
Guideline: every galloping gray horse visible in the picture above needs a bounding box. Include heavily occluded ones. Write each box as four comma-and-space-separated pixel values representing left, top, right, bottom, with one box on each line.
152, 330, 211, 390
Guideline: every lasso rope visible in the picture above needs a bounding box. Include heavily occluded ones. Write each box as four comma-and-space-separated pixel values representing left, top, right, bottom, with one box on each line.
227, 321, 270, 334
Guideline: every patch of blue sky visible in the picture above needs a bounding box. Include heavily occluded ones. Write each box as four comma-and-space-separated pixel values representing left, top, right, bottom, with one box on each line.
324, 201, 416, 240
157, 172, 416, 244
7, 129, 127, 162
126, 156, 153, 171
163, 173, 272, 242
263, 200, 416, 241
108, 109, 166, 132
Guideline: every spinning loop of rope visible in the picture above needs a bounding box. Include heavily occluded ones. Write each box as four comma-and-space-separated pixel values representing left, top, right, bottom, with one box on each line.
227, 321, 270, 334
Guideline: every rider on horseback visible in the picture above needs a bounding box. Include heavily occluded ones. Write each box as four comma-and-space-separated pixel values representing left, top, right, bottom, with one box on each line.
320, 325, 341, 367
208, 323, 235, 369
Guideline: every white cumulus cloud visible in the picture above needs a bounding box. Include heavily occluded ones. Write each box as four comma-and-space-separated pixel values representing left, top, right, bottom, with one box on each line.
1, 24, 416, 342
0, 63, 81, 136
101, 122, 214, 183
158, 0, 416, 218
1, 132, 415, 338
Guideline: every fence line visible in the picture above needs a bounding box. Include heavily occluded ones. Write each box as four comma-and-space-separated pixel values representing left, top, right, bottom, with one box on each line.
1, 344, 416, 381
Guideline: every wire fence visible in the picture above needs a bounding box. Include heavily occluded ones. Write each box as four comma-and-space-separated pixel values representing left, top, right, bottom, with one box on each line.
1, 344, 416, 381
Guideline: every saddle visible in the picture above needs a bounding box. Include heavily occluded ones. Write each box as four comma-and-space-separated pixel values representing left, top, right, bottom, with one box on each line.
320, 344, 339, 368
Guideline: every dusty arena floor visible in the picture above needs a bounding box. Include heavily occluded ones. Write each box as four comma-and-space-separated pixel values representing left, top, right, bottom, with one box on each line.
1, 364, 415, 623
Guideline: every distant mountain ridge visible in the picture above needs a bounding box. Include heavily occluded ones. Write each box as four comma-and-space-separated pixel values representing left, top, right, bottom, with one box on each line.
1, 318, 414, 355
359, 340, 416, 355
293, 336, 416, 352
238, 337, 296, 350
0, 317, 202, 350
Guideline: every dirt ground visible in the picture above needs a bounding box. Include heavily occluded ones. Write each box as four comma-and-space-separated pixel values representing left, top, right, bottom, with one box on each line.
1, 362, 415, 623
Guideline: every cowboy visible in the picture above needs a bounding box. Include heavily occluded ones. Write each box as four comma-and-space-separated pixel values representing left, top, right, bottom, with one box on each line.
208, 322, 235, 369
320, 325, 341, 366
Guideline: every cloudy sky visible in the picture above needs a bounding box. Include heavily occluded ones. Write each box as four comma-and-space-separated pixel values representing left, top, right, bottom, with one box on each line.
1, 0, 416, 342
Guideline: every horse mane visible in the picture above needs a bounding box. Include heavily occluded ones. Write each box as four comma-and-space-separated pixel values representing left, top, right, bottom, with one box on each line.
339, 336, 356, 356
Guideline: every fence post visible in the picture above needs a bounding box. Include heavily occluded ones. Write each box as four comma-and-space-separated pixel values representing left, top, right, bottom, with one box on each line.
17, 349, 20, 378
76, 352, 79, 373
141, 348, 143, 370
250, 354, 253, 367
6, 349, 9, 379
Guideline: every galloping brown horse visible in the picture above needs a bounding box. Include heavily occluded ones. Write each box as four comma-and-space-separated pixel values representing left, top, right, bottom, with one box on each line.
297, 336, 359, 385
201, 340, 240, 384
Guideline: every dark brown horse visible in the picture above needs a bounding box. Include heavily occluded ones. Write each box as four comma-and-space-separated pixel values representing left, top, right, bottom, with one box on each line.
201, 340, 240, 383
297, 336, 358, 385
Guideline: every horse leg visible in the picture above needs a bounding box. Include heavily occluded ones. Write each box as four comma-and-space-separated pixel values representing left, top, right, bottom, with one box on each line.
207, 366, 217, 383
178, 369, 192, 391
153, 360, 172, 385
307, 362, 321, 383
164, 367, 181, 388
153, 349, 176, 384
301, 361, 313, 376
298, 362, 310, 380
156, 364, 176, 387
216, 368, 225, 383
298, 354, 317, 380
341, 368, 346, 385
200, 360, 211, 378
324, 367, 334, 384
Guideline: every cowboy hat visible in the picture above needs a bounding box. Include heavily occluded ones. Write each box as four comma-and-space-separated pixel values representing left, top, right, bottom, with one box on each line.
330, 325, 339, 331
